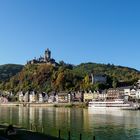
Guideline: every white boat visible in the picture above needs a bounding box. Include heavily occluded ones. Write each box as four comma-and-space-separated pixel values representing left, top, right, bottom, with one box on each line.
88, 99, 139, 110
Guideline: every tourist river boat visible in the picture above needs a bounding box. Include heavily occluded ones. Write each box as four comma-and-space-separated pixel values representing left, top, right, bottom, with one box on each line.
88, 99, 139, 110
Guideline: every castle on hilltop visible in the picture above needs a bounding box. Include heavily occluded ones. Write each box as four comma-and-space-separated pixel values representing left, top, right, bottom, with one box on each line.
27, 49, 57, 66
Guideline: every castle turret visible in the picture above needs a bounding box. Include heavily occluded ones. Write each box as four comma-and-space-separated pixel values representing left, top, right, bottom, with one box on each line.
45, 48, 51, 62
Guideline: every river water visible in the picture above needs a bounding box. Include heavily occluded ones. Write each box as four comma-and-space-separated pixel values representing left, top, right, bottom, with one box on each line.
0, 106, 140, 140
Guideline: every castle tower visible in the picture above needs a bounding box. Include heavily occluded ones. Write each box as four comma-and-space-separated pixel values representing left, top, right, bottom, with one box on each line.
45, 48, 51, 62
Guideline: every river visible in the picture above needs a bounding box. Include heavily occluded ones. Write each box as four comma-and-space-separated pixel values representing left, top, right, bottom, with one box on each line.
0, 106, 140, 140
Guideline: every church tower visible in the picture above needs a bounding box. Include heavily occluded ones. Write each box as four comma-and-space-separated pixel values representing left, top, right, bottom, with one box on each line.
45, 48, 51, 62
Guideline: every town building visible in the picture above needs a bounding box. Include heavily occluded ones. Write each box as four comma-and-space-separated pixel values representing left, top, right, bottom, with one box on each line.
98, 90, 107, 100
130, 88, 137, 99
29, 91, 37, 103
23, 91, 29, 102
71, 91, 83, 102
38, 92, 48, 103
57, 92, 68, 103
124, 88, 131, 100
91, 74, 107, 84
136, 89, 140, 99
48, 95, 56, 103
38, 93, 43, 103
106, 88, 124, 100
83, 91, 99, 102
0, 95, 8, 104
19, 91, 24, 102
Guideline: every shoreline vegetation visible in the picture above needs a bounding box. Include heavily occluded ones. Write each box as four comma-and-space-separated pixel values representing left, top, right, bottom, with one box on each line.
0, 102, 88, 108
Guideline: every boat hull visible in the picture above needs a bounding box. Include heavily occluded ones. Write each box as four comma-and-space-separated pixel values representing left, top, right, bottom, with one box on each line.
88, 106, 138, 110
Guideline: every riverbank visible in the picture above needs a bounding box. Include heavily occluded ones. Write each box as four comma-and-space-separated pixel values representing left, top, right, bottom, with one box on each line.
0, 102, 87, 108
0, 124, 64, 140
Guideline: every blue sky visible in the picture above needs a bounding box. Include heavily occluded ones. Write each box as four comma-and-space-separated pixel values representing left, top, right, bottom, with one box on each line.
0, 0, 140, 70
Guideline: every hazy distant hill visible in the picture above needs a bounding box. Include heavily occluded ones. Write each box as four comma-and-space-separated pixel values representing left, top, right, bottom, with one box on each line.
0, 64, 23, 82
0, 62, 140, 93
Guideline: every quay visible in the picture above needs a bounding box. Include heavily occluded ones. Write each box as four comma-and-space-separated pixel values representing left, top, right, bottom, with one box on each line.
0, 102, 87, 108
0, 124, 96, 140
0, 124, 64, 140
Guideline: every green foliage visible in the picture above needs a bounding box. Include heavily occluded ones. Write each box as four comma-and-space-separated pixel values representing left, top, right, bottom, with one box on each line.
0, 62, 140, 94
0, 64, 23, 82
81, 75, 91, 90
73, 62, 140, 86
112, 78, 118, 88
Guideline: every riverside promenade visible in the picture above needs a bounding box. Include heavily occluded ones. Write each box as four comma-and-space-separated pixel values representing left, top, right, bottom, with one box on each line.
0, 102, 87, 108
0, 124, 96, 140
0, 124, 64, 140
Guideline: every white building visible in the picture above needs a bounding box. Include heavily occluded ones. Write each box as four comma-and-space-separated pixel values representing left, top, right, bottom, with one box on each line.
44, 93, 49, 102
137, 80, 140, 88
23, 91, 29, 102
19, 91, 24, 102
38, 93, 43, 103
124, 88, 131, 96
124, 88, 131, 100
98, 92, 107, 100
91, 74, 107, 84
136, 89, 140, 99
48, 95, 55, 103
29, 91, 36, 103
130, 89, 136, 98
38, 92, 48, 103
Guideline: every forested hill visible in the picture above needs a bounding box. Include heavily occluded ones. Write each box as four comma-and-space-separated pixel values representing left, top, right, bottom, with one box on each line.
0, 64, 23, 82
73, 63, 140, 81
0, 62, 140, 93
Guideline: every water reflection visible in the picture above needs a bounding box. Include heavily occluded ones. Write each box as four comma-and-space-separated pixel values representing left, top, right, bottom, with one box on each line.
0, 106, 140, 140
87, 108, 140, 128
